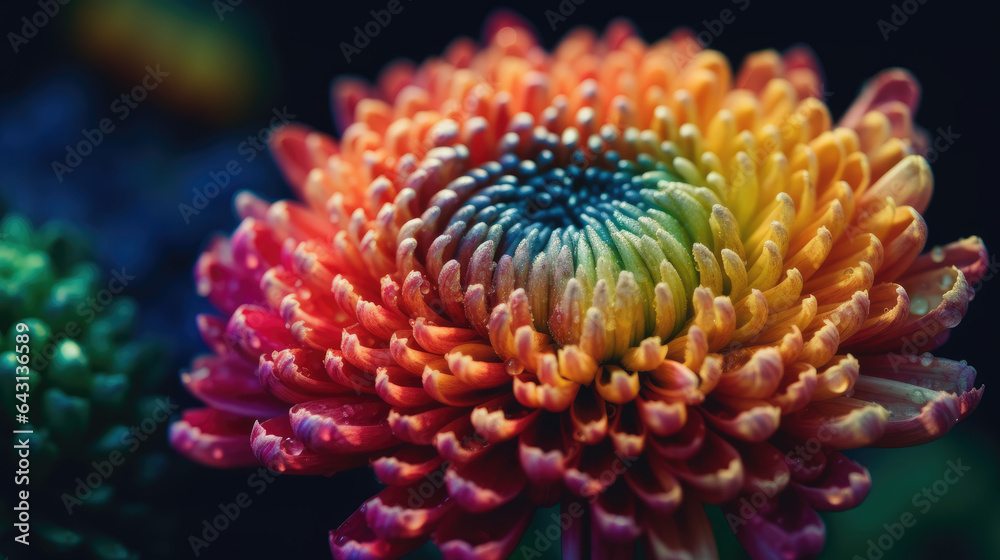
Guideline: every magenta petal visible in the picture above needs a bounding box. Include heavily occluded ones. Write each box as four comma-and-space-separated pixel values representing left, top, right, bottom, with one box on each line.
260, 348, 358, 404
903, 237, 990, 288
564, 439, 619, 499
195, 236, 262, 316
625, 455, 683, 515
432, 498, 534, 560
793, 452, 871, 511
725, 490, 825, 560
376, 366, 436, 407
182, 353, 287, 417
365, 482, 452, 540
732, 440, 791, 498
446, 441, 526, 512
226, 305, 295, 362
648, 408, 705, 461
169, 408, 258, 468
371, 444, 444, 486
388, 404, 470, 445
772, 434, 828, 484
290, 396, 399, 453
591, 479, 642, 543
519, 413, 580, 484
251, 415, 369, 475
839, 69, 920, 131
853, 375, 982, 448
196, 314, 231, 355
434, 414, 492, 464
661, 428, 744, 504
330, 503, 425, 560
643, 497, 719, 560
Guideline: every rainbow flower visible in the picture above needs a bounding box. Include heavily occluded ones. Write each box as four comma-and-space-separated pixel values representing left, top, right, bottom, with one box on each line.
170, 14, 987, 559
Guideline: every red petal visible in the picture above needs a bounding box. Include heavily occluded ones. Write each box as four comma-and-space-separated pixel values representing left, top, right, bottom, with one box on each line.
388, 405, 470, 445
169, 408, 258, 468
643, 497, 719, 560
782, 396, 888, 450
289, 397, 398, 453
330, 503, 424, 560
724, 489, 825, 560
445, 442, 526, 512
375, 366, 435, 407
661, 428, 743, 504
365, 482, 452, 540
371, 444, 444, 486
432, 498, 534, 560
182, 353, 286, 418
519, 413, 580, 485
793, 452, 871, 511
251, 415, 369, 475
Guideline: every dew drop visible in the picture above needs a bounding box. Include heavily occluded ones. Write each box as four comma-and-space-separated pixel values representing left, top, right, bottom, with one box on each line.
844, 267, 854, 276
931, 246, 945, 263
920, 354, 933, 367
504, 358, 524, 376
280, 437, 304, 455
938, 273, 954, 290
909, 297, 929, 316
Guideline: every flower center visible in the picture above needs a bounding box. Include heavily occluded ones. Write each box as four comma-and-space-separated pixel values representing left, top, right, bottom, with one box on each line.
422, 126, 720, 359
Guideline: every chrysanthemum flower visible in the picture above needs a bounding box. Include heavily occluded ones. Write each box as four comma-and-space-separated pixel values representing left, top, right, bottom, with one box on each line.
170, 14, 987, 559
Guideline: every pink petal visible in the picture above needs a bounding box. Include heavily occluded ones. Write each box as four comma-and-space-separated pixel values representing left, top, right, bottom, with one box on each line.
170, 408, 258, 468
251, 415, 369, 475
432, 498, 534, 560
793, 452, 871, 511
330, 503, 424, 560
289, 396, 398, 453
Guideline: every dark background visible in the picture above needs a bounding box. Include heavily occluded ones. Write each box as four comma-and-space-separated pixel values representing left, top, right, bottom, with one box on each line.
1, 0, 998, 558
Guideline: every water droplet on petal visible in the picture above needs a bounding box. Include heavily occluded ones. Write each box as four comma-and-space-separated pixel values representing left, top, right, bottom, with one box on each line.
920, 354, 933, 367
504, 358, 524, 376
909, 297, 929, 316
280, 437, 304, 455
938, 274, 954, 290
931, 246, 945, 263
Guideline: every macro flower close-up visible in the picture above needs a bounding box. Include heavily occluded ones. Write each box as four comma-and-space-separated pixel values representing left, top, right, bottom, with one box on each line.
2, 1, 998, 559
167, 12, 988, 559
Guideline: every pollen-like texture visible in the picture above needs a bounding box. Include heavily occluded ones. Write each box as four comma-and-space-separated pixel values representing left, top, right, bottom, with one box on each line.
170, 13, 987, 560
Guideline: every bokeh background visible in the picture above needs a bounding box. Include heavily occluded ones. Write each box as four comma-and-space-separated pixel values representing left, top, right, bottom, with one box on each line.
0, 0, 997, 558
